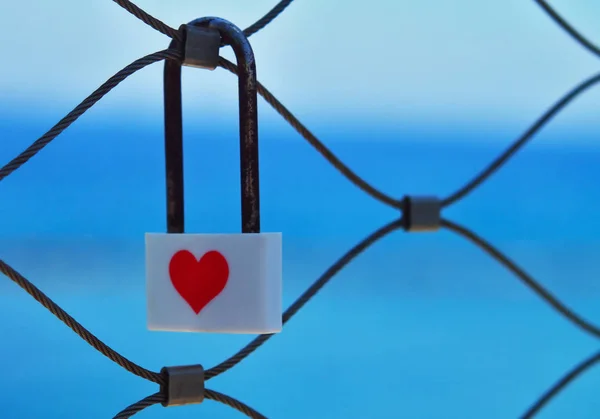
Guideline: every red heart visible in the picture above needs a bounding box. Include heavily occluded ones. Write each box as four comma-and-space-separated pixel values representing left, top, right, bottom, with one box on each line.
168, 250, 229, 314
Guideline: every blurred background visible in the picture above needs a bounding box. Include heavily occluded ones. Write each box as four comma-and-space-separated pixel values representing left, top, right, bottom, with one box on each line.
1, 0, 599, 417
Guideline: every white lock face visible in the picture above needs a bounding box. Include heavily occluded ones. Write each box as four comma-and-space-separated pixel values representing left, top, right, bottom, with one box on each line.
145, 232, 282, 334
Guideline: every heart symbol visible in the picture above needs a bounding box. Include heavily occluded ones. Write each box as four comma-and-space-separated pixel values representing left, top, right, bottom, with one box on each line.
168, 250, 229, 314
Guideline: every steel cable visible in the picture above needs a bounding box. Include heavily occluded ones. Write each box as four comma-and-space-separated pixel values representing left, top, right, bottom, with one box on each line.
519, 350, 600, 419
242, 0, 295, 39
113, 0, 295, 42
441, 72, 600, 208
440, 219, 600, 340
112, 0, 182, 41
1, 1, 599, 418
534, 0, 600, 58
205, 389, 269, 419
0, 259, 163, 384
112, 392, 165, 419
0, 49, 182, 183
111, 389, 268, 419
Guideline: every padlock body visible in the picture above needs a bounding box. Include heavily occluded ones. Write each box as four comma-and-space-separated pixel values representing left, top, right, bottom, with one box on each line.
145, 232, 282, 334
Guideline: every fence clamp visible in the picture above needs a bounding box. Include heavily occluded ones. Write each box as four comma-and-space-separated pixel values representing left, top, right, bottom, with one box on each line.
160, 364, 205, 407
181, 24, 221, 70
403, 196, 441, 232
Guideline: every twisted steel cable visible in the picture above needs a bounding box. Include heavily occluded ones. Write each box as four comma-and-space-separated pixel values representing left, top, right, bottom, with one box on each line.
112, 389, 268, 419
0, 49, 182, 183
1, 0, 599, 418
441, 72, 600, 208
520, 350, 600, 419
442, 0, 600, 209
112, 0, 182, 41
113, 0, 295, 42
534, 0, 600, 58
205, 389, 269, 419
0, 259, 163, 384
112, 392, 165, 419
440, 219, 600, 340
242, 0, 295, 39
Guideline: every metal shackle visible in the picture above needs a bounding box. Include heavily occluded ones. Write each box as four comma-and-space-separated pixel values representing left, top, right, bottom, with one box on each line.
163, 17, 260, 234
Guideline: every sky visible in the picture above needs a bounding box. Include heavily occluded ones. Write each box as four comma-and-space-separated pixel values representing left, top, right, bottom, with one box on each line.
0, 0, 599, 142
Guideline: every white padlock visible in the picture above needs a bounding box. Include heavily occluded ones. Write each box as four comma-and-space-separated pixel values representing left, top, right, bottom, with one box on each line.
146, 20, 282, 335
145, 232, 282, 334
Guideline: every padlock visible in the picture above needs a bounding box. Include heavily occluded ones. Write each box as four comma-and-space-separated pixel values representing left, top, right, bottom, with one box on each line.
145, 18, 282, 335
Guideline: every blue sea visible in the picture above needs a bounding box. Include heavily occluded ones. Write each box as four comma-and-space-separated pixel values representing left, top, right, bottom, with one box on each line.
1, 114, 599, 418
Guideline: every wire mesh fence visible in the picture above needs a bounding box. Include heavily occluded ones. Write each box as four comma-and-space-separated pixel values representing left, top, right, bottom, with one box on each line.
1, 0, 599, 417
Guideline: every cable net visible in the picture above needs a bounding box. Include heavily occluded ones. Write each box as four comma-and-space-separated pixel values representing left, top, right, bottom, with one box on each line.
1, 0, 599, 417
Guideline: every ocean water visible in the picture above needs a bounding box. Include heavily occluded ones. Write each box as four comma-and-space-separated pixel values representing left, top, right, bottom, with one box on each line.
1, 118, 600, 418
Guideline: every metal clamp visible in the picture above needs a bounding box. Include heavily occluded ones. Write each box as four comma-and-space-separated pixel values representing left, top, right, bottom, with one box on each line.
160, 364, 205, 407
182, 24, 221, 70
403, 196, 441, 232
